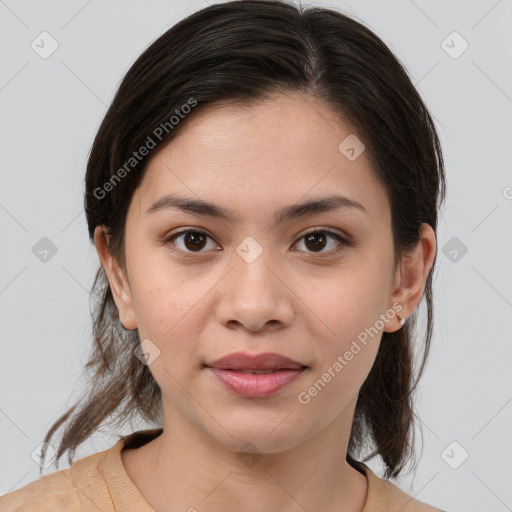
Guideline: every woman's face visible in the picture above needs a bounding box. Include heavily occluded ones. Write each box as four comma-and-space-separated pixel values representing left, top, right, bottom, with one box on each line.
100, 91, 427, 454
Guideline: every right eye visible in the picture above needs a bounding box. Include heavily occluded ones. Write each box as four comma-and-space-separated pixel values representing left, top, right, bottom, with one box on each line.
163, 229, 220, 254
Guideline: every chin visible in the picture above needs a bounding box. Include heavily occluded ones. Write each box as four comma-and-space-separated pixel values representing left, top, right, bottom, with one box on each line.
205, 416, 307, 456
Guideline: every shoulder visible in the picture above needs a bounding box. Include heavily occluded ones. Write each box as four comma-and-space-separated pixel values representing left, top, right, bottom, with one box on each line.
378, 478, 445, 511
0, 443, 116, 512
396, 497, 445, 512
384, 478, 445, 512
359, 462, 446, 511
0, 469, 81, 511
0, 430, 159, 512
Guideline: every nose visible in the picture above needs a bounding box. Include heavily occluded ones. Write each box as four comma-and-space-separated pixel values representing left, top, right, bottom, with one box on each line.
215, 245, 295, 333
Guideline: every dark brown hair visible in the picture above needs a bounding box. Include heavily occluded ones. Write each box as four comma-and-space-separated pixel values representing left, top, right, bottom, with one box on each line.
40, 0, 446, 479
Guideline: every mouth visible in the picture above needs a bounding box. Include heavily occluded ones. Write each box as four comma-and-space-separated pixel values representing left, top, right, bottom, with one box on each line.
220, 368, 307, 374
204, 351, 309, 398
206, 351, 307, 371
205, 366, 308, 398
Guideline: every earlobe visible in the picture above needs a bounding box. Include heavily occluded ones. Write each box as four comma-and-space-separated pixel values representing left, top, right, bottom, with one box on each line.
93, 225, 138, 330
396, 314, 406, 327
385, 223, 437, 333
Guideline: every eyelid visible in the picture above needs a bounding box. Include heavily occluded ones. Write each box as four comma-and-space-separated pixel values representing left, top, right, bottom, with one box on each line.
297, 226, 347, 241
163, 227, 217, 244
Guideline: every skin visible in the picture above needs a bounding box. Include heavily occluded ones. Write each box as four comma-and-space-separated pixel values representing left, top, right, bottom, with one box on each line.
95, 90, 436, 512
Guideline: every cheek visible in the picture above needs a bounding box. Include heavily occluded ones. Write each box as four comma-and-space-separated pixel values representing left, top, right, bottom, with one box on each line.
125, 239, 186, 327
126, 250, 213, 368
306, 263, 388, 337
295, 289, 382, 422
133, 278, 202, 351
302, 263, 389, 385
298, 282, 383, 415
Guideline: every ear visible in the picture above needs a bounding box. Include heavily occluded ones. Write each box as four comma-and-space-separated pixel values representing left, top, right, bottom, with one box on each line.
94, 225, 138, 330
384, 223, 437, 333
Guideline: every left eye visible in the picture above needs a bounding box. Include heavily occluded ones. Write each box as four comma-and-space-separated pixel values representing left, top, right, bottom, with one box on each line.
163, 228, 346, 255
294, 228, 346, 254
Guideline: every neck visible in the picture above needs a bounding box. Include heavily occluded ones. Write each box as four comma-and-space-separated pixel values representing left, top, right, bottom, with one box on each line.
122, 397, 368, 512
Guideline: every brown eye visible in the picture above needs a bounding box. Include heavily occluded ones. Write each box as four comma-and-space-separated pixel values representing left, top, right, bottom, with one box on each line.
294, 229, 347, 254
163, 227, 348, 257
164, 230, 218, 253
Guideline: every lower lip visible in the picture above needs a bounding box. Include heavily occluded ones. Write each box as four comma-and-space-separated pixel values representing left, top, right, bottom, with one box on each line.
207, 367, 306, 398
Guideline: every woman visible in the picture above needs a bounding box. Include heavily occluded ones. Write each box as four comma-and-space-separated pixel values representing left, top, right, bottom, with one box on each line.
0, 1, 446, 510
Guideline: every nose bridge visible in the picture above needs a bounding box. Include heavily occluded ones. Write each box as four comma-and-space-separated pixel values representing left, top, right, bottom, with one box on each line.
233, 233, 281, 303
216, 234, 294, 331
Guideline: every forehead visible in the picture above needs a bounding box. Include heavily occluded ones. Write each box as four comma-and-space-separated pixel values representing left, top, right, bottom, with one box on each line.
129, 91, 390, 226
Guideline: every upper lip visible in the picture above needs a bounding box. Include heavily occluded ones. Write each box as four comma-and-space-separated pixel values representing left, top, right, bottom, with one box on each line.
206, 352, 306, 371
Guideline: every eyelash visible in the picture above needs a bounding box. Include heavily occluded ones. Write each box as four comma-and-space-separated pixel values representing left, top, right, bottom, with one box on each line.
162, 227, 349, 258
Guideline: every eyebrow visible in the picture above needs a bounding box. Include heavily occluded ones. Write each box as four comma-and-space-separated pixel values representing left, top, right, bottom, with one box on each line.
146, 193, 368, 223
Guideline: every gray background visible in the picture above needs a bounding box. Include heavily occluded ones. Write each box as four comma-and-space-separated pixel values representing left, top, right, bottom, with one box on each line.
1, 1, 511, 510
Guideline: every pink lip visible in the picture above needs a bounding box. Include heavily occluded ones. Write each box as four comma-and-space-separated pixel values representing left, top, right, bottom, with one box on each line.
207, 367, 306, 398
207, 351, 305, 371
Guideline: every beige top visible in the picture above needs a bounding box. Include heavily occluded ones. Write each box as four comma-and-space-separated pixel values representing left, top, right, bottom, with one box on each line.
0, 428, 443, 511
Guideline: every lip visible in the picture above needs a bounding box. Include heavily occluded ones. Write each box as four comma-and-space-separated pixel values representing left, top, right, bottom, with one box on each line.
206, 351, 306, 371
207, 367, 306, 398
205, 351, 308, 399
